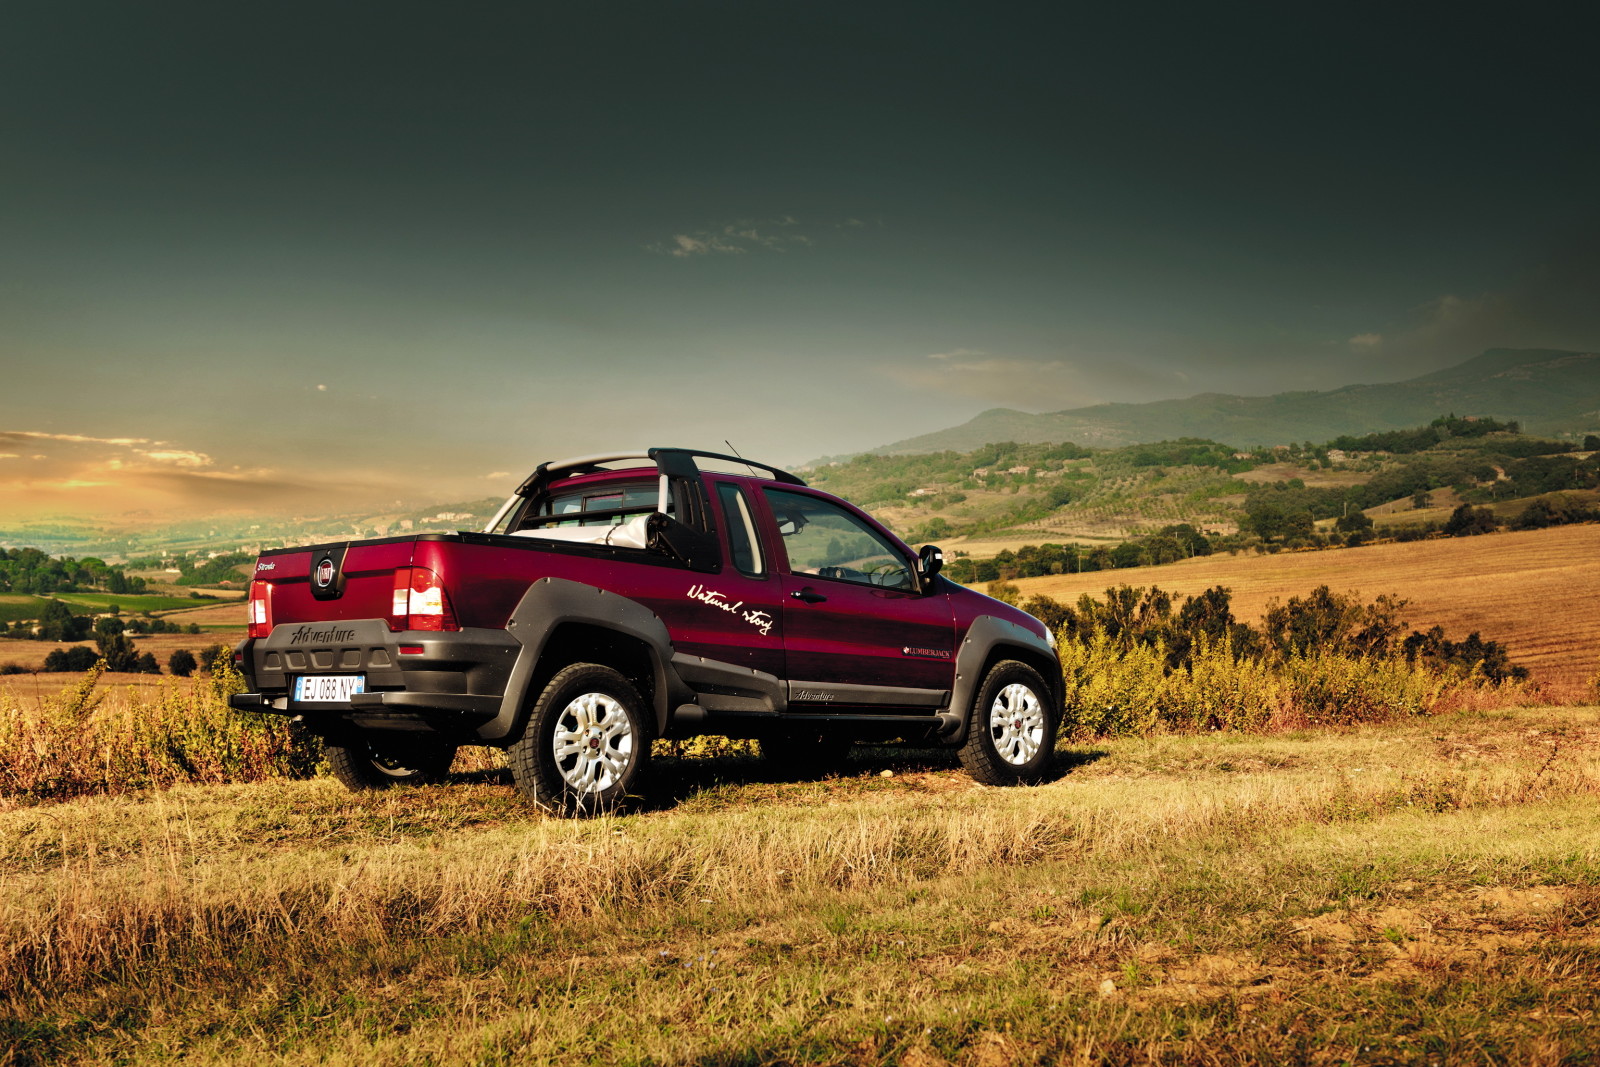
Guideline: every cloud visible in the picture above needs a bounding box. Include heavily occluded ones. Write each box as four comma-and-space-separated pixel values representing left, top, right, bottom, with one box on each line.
649, 217, 817, 258
0, 431, 152, 447
137, 449, 213, 468
484, 471, 511, 480
1348, 333, 1383, 350
0, 428, 342, 517
881, 348, 1199, 412
2, 431, 215, 473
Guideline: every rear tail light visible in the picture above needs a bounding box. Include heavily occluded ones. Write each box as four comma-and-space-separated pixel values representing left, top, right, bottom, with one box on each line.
247, 579, 273, 638
389, 567, 459, 631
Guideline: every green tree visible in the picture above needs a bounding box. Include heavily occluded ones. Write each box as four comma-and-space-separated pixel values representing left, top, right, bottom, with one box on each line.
95, 629, 140, 671
1334, 511, 1374, 534
37, 599, 86, 642
1261, 586, 1408, 659
168, 649, 198, 677
985, 580, 1021, 606
1442, 504, 1498, 537
43, 646, 99, 672
198, 643, 234, 673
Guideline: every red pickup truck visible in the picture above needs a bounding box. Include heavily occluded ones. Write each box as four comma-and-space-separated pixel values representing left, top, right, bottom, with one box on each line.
232, 448, 1060, 814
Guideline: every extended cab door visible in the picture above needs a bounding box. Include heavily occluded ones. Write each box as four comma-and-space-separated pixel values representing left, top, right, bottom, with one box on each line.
759, 486, 956, 711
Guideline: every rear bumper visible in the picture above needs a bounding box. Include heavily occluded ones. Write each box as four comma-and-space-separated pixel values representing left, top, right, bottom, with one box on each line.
233, 622, 518, 736
229, 691, 501, 715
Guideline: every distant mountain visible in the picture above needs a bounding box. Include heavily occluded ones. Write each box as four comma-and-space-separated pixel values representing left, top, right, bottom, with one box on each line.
869, 349, 1600, 454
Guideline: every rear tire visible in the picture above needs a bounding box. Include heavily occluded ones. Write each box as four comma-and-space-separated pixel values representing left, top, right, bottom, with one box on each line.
958, 660, 1055, 785
325, 737, 457, 791
760, 728, 853, 781
510, 663, 653, 816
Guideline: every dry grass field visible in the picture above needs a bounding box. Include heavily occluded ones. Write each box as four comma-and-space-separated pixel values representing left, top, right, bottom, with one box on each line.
2, 706, 1597, 1064
1001, 524, 1600, 692
150, 601, 247, 628
0, 633, 239, 706
3, 543, 1598, 1061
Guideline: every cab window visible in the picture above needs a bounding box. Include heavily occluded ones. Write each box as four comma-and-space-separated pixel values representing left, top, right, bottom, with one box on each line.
539, 482, 667, 527
716, 483, 765, 578
763, 488, 913, 590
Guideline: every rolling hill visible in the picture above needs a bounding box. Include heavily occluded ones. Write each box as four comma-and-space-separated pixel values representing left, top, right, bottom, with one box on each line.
871, 348, 1600, 454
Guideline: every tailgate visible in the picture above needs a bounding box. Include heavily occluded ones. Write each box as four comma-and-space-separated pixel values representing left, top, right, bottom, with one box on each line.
254, 539, 416, 627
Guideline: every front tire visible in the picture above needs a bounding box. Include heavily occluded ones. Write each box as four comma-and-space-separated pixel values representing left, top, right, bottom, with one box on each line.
325, 737, 457, 791
958, 660, 1056, 785
510, 663, 653, 816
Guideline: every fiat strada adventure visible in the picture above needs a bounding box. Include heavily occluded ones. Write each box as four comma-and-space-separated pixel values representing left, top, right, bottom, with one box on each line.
231, 448, 1061, 814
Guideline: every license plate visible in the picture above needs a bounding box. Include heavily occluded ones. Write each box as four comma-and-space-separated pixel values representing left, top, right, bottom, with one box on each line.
294, 675, 366, 703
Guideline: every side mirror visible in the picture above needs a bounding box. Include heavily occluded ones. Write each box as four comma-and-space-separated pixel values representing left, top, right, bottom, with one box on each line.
917, 544, 944, 580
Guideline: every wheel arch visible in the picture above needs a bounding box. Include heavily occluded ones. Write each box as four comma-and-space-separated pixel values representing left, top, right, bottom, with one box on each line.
477, 577, 691, 744
945, 615, 1062, 746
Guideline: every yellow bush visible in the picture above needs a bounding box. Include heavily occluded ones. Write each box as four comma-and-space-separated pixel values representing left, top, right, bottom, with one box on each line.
1054, 630, 1452, 739
0, 660, 321, 804
1059, 631, 1167, 737
1160, 638, 1283, 733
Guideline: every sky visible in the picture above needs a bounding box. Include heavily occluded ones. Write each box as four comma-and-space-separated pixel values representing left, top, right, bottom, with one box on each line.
4, 2, 1599, 520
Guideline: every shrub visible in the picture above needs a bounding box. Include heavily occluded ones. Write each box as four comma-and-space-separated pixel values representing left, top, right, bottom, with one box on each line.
42, 647, 98, 672
1443, 504, 1498, 537
197, 644, 234, 674
1039, 583, 1528, 739
985, 580, 1022, 606
0, 662, 322, 802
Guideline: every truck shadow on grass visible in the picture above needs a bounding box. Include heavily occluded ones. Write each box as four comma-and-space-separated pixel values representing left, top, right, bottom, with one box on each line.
632, 745, 1111, 813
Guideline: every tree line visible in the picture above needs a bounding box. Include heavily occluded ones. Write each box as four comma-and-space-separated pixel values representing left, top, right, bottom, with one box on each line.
944, 524, 1213, 583
1325, 414, 1522, 455
5, 642, 231, 677
1240, 442, 1599, 541
6, 600, 202, 643
0, 547, 149, 595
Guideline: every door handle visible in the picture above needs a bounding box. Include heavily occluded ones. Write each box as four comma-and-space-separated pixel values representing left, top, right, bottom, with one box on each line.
790, 588, 827, 604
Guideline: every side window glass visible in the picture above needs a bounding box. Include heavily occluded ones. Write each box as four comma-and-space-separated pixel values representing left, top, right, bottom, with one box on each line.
763, 488, 913, 590
716, 483, 765, 578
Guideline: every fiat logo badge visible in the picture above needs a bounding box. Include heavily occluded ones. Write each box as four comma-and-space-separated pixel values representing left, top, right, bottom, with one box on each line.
315, 559, 335, 588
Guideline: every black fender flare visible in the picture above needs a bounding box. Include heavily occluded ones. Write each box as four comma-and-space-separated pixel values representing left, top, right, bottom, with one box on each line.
939, 615, 1062, 744
475, 577, 691, 744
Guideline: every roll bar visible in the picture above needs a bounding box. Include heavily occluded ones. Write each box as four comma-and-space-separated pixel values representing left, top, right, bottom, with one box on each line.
484, 447, 806, 534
